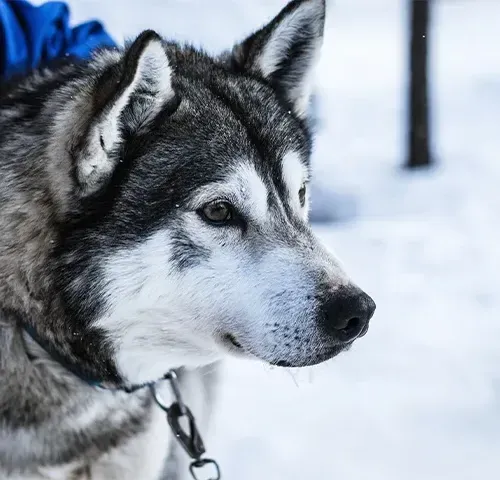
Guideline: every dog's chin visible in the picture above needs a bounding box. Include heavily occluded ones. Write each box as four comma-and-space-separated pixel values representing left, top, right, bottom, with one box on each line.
269, 343, 352, 368
220, 333, 352, 367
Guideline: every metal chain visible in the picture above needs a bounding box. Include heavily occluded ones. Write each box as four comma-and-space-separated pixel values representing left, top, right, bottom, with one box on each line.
151, 371, 221, 480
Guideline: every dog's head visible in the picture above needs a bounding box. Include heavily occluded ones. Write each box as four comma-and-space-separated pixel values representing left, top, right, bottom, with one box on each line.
51, 0, 375, 385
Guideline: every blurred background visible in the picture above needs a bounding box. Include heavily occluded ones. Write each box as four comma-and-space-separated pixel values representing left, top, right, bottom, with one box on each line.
64, 0, 500, 478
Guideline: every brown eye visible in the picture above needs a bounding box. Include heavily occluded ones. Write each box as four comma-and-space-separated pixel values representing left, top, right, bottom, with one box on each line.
298, 184, 306, 207
200, 201, 234, 224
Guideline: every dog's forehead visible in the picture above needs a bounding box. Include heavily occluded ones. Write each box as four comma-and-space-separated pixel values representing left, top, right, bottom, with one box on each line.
174, 71, 312, 160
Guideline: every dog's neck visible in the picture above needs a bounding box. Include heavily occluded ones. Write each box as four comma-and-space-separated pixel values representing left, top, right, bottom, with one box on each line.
0, 319, 153, 472
23, 323, 159, 393
23, 324, 106, 388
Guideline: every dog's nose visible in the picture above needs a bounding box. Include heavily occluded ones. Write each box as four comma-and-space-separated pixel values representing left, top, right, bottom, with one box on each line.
321, 287, 376, 343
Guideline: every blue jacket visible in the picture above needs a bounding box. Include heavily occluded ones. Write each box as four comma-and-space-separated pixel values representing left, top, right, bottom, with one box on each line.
0, 0, 115, 78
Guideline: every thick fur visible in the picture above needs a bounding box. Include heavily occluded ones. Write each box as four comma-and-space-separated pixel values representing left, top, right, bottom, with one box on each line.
0, 1, 375, 478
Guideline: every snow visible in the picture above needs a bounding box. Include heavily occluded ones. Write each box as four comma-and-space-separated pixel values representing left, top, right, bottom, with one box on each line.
66, 0, 500, 478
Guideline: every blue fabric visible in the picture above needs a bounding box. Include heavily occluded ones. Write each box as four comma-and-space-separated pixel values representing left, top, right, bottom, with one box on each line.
0, 0, 116, 78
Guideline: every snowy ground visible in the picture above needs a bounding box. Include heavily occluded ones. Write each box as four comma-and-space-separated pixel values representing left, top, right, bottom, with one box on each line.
66, 1, 500, 478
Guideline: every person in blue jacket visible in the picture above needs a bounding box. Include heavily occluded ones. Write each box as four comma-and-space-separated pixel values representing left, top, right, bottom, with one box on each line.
0, 0, 115, 79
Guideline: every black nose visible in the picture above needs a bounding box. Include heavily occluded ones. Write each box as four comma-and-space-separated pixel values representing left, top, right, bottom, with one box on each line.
320, 287, 376, 343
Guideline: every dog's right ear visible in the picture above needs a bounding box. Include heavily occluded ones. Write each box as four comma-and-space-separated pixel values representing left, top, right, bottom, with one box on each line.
230, 0, 325, 119
72, 30, 173, 197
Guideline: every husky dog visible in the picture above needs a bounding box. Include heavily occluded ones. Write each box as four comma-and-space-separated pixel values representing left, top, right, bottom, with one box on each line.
0, 0, 375, 478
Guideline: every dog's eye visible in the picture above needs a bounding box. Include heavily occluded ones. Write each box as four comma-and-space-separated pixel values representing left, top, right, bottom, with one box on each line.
200, 201, 234, 224
298, 184, 306, 207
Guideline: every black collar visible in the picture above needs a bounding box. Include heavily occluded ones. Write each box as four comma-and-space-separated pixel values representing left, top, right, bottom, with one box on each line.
23, 324, 151, 393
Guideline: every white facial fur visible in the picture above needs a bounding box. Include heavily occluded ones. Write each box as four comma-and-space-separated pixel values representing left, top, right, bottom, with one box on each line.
282, 150, 310, 219
96, 154, 351, 384
190, 163, 269, 224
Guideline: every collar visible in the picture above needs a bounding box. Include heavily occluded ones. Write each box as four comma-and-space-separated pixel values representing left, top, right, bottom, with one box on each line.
23, 324, 150, 393
22, 324, 221, 478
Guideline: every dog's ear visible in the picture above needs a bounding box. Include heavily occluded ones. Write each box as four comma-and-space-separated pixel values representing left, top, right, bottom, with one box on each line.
73, 30, 173, 197
231, 0, 325, 119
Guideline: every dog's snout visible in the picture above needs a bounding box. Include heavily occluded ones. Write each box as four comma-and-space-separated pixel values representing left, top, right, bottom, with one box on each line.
321, 287, 376, 343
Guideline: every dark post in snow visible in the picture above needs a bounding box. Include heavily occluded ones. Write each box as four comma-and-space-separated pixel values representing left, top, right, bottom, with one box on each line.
406, 0, 432, 168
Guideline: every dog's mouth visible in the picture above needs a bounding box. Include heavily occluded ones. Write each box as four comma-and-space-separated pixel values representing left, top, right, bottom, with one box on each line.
222, 333, 244, 351
271, 343, 351, 368
221, 332, 356, 368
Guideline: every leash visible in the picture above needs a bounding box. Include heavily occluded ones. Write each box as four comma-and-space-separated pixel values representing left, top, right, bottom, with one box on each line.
152, 371, 221, 480
22, 326, 221, 479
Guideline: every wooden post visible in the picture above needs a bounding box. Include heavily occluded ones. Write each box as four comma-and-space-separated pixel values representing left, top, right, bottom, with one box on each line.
406, 0, 432, 168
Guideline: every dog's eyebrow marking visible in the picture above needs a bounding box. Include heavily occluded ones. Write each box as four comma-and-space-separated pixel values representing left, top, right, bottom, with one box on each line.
192, 163, 269, 221
236, 163, 269, 221
281, 151, 308, 216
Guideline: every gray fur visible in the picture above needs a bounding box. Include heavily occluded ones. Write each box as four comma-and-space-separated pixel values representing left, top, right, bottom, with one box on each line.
0, 1, 374, 478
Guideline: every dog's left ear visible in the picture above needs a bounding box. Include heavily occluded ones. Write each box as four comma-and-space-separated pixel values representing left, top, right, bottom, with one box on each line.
74, 30, 173, 197
231, 0, 325, 119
